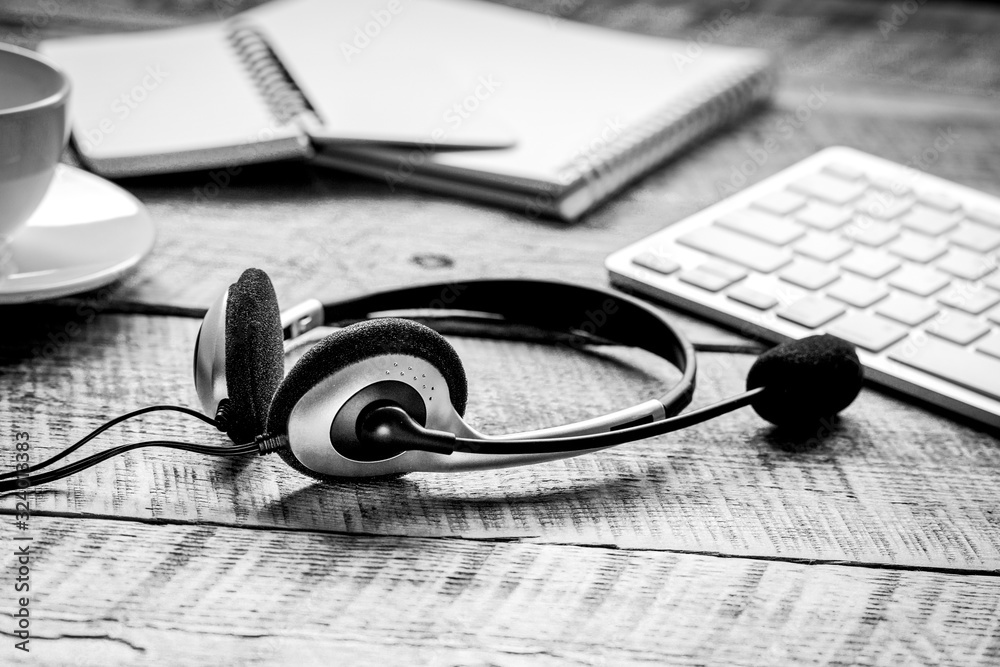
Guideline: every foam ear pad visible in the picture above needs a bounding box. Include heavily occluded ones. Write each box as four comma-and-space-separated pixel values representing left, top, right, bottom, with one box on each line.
267, 318, 468, 483
224, 268, 284, 444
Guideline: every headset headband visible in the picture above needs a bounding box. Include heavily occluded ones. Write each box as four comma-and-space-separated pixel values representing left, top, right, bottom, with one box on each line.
283, 279, 697, 421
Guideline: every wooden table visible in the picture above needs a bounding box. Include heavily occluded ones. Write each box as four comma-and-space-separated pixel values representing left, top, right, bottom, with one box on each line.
2, 1, 999, 664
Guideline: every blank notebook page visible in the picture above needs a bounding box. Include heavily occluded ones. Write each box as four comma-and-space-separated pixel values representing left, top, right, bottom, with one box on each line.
42, 23, 302, 161
423, 0, 766, 184
246, 0, 516, 146
250, 0, 767, 185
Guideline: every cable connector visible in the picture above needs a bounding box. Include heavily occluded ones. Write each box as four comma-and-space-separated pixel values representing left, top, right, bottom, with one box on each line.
214, 399, 232, 432
254, 433, 289, 456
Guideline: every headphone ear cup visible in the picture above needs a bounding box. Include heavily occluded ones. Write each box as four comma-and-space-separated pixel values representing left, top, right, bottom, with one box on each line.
223, 268, 284, 444
266, 318, 469, 483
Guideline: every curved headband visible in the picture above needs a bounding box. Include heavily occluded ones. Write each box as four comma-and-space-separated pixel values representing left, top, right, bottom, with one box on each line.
300, 279, 697, 418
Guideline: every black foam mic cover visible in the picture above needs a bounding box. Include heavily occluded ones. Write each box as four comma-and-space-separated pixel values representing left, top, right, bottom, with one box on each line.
746, 334, 863, 430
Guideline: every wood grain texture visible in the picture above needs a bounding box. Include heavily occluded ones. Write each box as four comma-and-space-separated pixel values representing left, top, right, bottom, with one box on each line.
2, 0, 998, 321
53, 105, 1000, 318
2, 1, 1000, 664
3, 516, 999, 666
2, 313, 998, 571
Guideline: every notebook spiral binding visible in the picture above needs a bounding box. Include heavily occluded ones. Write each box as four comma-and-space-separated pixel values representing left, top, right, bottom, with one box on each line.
561, 63, 776, 207
226, 21, 322, 129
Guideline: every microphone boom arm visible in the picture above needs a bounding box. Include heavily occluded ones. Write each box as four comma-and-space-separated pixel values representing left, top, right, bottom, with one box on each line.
360, 387, 765, 456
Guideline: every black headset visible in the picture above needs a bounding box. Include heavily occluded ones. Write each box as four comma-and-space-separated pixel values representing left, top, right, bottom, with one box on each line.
0, 268, 863, 491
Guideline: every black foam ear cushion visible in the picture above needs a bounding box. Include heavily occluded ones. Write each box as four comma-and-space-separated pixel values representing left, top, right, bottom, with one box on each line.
224, 268, 284, 444
266, 318, 468, 483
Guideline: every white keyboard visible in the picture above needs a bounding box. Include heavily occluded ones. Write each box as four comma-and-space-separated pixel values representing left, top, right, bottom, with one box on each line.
606, 147, 1000, 429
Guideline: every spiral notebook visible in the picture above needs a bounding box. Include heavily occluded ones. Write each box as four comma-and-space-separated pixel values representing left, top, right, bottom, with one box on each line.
40, 0, 774, 220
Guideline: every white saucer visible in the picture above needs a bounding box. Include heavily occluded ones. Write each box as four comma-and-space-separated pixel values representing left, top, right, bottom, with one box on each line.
0, 164, 155, 304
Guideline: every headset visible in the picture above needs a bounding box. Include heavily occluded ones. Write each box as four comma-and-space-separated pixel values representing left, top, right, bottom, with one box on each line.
0, 268, 864, 491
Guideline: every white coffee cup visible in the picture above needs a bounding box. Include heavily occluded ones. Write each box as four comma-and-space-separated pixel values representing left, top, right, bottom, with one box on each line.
0, 43, 70, 278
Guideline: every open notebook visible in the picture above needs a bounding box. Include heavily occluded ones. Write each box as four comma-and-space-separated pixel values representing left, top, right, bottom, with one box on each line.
40, 0, 774, 220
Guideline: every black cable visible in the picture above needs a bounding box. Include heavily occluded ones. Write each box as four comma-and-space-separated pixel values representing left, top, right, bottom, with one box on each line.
450, 388, 764, 454
0, 405, 220, 481
0, 440, 258, 493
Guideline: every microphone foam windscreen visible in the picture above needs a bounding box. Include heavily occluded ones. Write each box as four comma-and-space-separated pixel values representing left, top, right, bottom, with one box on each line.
746, 334, 863, 430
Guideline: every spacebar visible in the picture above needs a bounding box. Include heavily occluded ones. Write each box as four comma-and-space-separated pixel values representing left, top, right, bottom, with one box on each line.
889, 338, 1000, 400
676, 227, 791, 273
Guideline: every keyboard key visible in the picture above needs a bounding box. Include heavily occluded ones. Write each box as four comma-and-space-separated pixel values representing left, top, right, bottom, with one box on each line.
716, 209, 806, 246
950, 222, 1000, 252
927, 312, 991, 346
985, 305, 1000, 327
888, 266, 950, 296
968, 207, 1000, 229
901, 206, 959, 236
700, 260, 748, 282
753, 191, 806, 216
888, 233, 947, 263
827, 313, 908, 352
777, 296, 845, 329
869, 174, 911, 197
976, 331, 1000, 360
986, 274, 1000, 292
938, 286, 1000, 315
841, 248, 901, 279
877, 293, 939, 326
632, 251, 679, 275
827, 275, 889, 308
676, 227, 792, 273
679, 268, 732, 292
727, 285, 778, 310
916, 190, 962, 213
823, 162, 865, 181
889, 337, 1000, 401
789, 172, 867, 205
779, 259, 840, 290
855, 191, 913, 221
843, 220, 900, 247
793, 233, 852, 262
795, 201, 852, 231
936, 248, 993, 281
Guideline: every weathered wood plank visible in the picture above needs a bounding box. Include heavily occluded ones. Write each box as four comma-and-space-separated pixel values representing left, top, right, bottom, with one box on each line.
2, 516, 999, 666
1, 313, 998, 569
5, 0, 1000, 99
50, 103, 1000, 319
3, 0, 998, 335
0, 1, 998, 663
